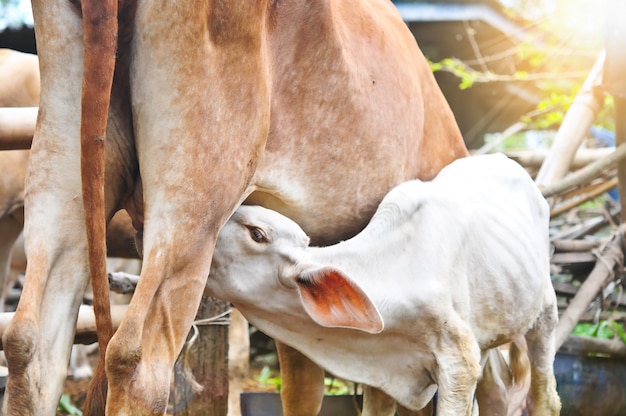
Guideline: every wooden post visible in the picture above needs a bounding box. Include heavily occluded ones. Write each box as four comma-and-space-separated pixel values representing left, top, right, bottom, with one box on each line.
169, 296, 230, 416
0, 107, 37, 150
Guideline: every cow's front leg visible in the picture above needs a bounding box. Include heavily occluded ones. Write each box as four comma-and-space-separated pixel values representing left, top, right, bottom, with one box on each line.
433, 321, 481, 416
103, 0, 272, 413
276, 341, 325, 416
525, 288, 561, 415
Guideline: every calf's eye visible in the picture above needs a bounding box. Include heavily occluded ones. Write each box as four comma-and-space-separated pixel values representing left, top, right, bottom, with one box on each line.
246, 226, 268, 243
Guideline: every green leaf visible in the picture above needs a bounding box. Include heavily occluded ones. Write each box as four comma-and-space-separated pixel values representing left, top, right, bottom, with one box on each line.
429, 61, 443, 72
608, 320, 626, 344
515, 71, 528, 80
256, 365, 273, 384
58, 394, 83, 416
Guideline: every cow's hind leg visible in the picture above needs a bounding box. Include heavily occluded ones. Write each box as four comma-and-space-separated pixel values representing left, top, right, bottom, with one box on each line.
524, 288, 561, 415
0, 1, 89, 414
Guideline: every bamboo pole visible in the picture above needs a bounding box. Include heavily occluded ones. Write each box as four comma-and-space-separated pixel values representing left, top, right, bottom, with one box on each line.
552, 239, 601, 252
560, 334, 626, 358
0, 304, 128, 349
535, 52, 606, 187
555, 226, 625, 350
541, 142, 626, 198
506, 147, 615, 170
550, 177, 618, 217
0, 107, 37, 150
604, 0, 626, 224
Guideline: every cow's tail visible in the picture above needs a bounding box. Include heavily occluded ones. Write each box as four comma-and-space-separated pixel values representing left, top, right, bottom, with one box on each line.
80, 0, 118, 415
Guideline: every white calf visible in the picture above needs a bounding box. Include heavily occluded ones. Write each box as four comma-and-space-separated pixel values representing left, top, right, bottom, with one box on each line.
206, 154, 561, 416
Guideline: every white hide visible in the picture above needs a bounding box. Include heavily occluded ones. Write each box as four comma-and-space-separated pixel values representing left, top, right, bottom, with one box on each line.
206, 153, 561, 415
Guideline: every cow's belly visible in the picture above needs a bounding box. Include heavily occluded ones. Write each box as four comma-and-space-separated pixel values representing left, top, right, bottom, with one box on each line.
245, 166, 412, 246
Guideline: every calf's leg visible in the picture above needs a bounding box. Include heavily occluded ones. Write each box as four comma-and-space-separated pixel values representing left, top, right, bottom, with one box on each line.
433, 320, 482, 416
524, 289, 561, 415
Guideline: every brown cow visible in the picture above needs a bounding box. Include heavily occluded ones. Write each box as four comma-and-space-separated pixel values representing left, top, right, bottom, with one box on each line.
0, 46, 247, 411
0, 49, 39, 313
1, 1, 468, 416
0, 49, 138, 311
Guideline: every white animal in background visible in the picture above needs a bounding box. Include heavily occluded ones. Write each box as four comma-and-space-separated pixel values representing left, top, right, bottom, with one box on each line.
206, 154, 561, 416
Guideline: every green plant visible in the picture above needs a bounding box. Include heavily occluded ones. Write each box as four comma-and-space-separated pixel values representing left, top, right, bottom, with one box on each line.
428, 0, 614, 134
57, 394, 82, 416
254, 365, 357, 396
255, 365, 282, 391
572, 319, 626, 344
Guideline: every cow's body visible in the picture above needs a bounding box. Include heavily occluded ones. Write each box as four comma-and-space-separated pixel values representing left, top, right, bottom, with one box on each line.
208, 154, 561, 416
2, 1, 468, 415
0, 49, 39, 312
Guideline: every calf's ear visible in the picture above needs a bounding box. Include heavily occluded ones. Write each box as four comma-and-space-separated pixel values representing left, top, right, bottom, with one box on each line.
295, 266, 384, 334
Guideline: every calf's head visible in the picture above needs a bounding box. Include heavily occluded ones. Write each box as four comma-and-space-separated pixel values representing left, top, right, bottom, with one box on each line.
207, 205, 383, 334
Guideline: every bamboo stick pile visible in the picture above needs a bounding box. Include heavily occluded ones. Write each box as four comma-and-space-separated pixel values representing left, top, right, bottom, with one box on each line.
498, 52, 626, 358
